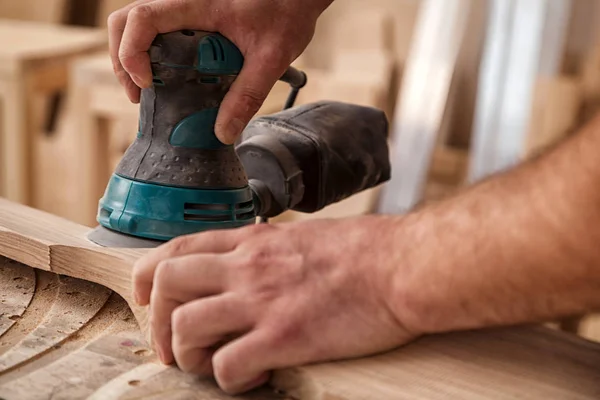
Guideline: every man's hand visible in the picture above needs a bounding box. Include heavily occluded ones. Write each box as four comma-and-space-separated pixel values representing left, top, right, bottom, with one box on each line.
132, 217, 417, 394
108, 0, 332, 144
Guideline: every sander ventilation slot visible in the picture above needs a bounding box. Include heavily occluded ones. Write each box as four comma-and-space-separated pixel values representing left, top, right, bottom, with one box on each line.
183, 202, 255, 222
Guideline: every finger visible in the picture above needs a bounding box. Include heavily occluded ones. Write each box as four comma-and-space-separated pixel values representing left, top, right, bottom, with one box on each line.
132, 229, 244, 306
212, 329, 279, 394
108, 0, 155, 103
119, 0, 219, 89
172, 293, 255, 375
215, 52, 286, 144
148, 253, 229, 364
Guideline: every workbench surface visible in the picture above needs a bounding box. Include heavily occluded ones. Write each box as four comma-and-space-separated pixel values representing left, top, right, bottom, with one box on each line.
0, 255, 599, 399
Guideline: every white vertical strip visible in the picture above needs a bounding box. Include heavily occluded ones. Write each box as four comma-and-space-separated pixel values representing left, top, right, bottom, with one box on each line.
468, 0, 572, 183
379, 0, 472, 214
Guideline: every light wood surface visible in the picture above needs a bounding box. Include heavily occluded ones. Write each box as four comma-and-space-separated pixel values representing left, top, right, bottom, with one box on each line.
0, 198, 599, 398
0, 19, 107, 205
0, 257, 283, 400
97, 0, 132, 27
0, 19, 106, 64
0, 198, 148, 331
0, 0, 70, 24
525, 76, 582, 157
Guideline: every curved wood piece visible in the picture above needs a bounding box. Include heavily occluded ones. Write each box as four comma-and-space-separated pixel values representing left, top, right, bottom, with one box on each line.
0, 258, 35, 338
0, 268, 285, 400
0, 198, 149, 333
0, 275, 111, 372
0, 199, 599, 398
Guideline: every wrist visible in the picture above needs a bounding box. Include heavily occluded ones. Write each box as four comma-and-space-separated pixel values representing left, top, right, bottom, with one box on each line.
382, 210, 443, 337
358, 213, 429, 337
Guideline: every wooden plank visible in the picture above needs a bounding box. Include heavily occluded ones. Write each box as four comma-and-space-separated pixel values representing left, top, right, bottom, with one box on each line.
0, 198, 148, 331
0, 19, 107, 62
0, 199, 599, 398
308, 0, 421, 68
0, 258, 35, 338
0, 74, 30, 204
524, 76, 581, 157
0, 269, 283, 400
273, 326, 600, 399
0, 19, 107, 206
0, 0, 70, 24
0, 276, 111, 372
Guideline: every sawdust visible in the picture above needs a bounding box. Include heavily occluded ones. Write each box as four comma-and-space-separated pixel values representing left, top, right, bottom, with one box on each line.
0, 271, 58, 356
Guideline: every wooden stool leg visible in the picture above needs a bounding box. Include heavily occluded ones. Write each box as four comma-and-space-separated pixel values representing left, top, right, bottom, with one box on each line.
1, 76, 31, 205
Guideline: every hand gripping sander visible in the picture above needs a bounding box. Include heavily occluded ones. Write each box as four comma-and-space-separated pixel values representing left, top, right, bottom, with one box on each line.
88, 30, 392, 248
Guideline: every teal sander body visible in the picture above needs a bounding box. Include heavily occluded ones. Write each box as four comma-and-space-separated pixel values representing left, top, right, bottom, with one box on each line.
96, 31, 254, 242
89, 30, 394, 249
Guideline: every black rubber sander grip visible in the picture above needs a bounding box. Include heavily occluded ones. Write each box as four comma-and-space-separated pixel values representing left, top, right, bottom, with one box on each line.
237, 101, 391, 217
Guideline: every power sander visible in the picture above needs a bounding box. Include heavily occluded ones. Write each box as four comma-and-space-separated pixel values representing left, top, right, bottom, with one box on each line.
88, 30, 391, 248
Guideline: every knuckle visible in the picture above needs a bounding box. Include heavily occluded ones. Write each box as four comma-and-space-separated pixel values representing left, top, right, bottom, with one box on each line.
261, 45, 288, 67
154, 260, 175, 288
131, 260, 145, 282
171, 306, 191, 335
270, 320, 302, 348
128, 4, 154, 22
118, 52, 137, 71
165, 235, 193, 255
243, 248, 271, 269
107, 10, 125, 30
237, 87, 267, 114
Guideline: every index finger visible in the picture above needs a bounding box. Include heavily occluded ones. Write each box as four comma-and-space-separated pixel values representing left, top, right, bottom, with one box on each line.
132, 229, 243, 306
107, 0, 154, 103
119, 0, 219, 89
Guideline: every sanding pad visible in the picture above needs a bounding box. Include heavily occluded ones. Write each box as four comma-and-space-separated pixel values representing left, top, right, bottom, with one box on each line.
87, 226, 165, 249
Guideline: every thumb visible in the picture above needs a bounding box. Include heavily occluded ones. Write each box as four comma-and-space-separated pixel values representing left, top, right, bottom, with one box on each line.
215, 55, 285, 144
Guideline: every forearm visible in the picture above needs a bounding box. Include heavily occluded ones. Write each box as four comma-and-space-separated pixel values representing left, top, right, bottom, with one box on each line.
389, 115, 600, 335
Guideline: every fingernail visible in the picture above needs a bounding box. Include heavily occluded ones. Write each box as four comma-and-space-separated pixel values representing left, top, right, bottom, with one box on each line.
157, 348, 166, 364
239, 372, 270, 392
132, 291, 140, 305
222, 118, 245, 144
132, 74, 152, 88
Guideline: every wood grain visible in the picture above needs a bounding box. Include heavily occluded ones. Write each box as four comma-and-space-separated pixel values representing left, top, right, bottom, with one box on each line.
0, 198, 149, 332
0, 257, 284, 399
0, 259, 35, 337
0, 198, 599, 398
0, 0, 70, 24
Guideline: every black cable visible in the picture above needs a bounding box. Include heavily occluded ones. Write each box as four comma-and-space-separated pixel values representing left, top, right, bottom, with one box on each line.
279, 67, 307, 110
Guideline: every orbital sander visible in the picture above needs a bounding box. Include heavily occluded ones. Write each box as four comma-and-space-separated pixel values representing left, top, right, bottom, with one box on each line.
88, 30, 392, 248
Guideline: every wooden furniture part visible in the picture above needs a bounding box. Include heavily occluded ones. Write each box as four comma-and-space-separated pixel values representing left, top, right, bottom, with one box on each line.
96, 0, 132, 26
0, 198, 148, 331
69, 52, 138, 227
308, 0, 421, 69
525, 76, 581, 158
0, 198, 599, 398
0, 257, 283, 400
0, 19, 107, 206
0, 0, 71, 24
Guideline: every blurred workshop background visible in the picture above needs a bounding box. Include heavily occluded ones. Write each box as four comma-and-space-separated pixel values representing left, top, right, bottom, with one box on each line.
0, 0, 599, 340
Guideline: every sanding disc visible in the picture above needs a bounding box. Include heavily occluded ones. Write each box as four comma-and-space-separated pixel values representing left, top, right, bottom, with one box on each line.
87, 226, 165, 249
